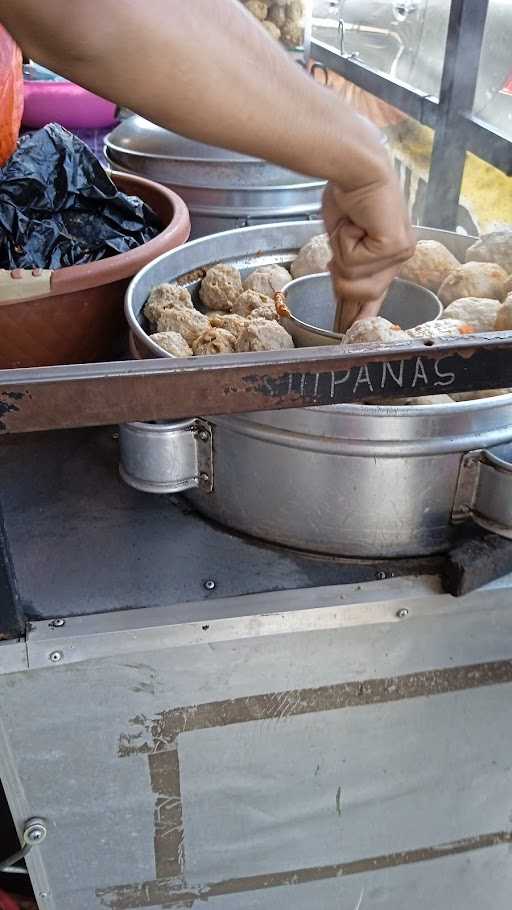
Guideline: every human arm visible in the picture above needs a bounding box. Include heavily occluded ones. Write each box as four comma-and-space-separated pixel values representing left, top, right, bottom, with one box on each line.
1, 0, 414, 313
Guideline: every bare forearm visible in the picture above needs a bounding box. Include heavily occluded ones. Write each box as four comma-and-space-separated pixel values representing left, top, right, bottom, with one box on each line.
1, 0, 388, 187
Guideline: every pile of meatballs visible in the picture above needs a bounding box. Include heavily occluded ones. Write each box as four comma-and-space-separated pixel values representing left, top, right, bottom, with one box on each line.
239, 0, 305, 48
142, 228, 512, 404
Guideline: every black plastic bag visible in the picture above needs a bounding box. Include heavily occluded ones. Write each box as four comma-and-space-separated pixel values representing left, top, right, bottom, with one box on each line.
0, 123, 160, 269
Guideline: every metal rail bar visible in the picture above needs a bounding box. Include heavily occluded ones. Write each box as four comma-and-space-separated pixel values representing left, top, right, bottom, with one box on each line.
423, 0, 490, 228
461, 114, 512, 177
2, 334, 512, 434
310, 40, 439, 129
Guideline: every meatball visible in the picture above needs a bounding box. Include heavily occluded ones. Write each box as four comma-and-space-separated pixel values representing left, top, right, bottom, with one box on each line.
149, 331, 193, 357
287, 0, 305, 18
503, 275, 512, 298
374, 394, 454, 406
438, 262, 508, 307
192, 328, 237, 356
465, 230, 512, 274
249, 304, 278, 321
261, 20, 281, 39
199, 263, 243, 312
407, 318, 476, 339
290, 233, 332, 278
144, 283, 194, 325
243, 264, 291, 296
399, 240, 459, 292
156, 307, 210, 345
451, 389, 512, 402
344, 317, 409, 344
281, 20, 303, 46
245, 0, 268, 19
233, 289, 275, 317
268, 3, 286, 27
208, 312, 248, 339
495, 297, 512, 330
236, 318, 294, 352
441, 298, 502, 332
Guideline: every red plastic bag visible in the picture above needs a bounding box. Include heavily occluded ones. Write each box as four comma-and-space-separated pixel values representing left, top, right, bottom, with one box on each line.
0, 25, 23, 167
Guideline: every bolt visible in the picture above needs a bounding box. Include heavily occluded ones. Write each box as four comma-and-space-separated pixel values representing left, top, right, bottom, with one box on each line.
375, 571, 387, 580
396, 608, 409, 619
198, 430, 210, 442
49, 650, 63, 663
23, 818, 48, 845
199, 472, 210, 483
204, 579, 216, 591
39, 894, 49, 900
112, 432, 120, 440
49, 619, 65, 628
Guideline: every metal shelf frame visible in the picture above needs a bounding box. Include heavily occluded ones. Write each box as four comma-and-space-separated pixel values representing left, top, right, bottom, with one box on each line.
309, 0, 512, 230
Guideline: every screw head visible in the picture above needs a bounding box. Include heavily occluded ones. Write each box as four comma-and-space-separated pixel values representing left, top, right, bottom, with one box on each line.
204, 579, 216, 591
49, 618, 65, 628
396, 608, 409, 619
199, 472, 210, 483
198, 430, 210, 442
375, 571, 387, 581
24, 818, 48, 845
49, 650, 63, 663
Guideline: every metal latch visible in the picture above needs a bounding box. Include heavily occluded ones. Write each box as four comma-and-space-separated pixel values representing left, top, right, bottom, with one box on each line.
119, 419, 214, 495
452, 448, 512, 538
0, 817, 48, 874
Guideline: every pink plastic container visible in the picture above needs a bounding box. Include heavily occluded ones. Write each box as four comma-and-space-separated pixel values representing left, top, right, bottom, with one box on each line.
23, 81, 117, 130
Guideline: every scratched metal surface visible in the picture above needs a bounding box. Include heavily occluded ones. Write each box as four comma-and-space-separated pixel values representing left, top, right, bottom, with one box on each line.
1, 597, 512, 909
0, 429, 439, 626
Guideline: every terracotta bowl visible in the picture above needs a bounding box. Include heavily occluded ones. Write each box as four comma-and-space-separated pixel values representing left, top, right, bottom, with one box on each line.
0, 172, 191, 369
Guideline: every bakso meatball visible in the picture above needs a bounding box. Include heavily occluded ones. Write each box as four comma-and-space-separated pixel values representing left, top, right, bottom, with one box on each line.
407, 318, 476, 339
249, 304, 278, 321
262, 20, 281, 39
192, 328, 237, 355
399, 240, 459, 292
144, 283, 194, 325
149, 331, 193, 357
465, 230, 512, 274
281, 19, 304, 47
495, 297, 512, 330
156, 307, 210, 346
236, 318, 294, 352
438, 262, 507, 307
233, 289, 275, 317
451, 389, 512, 401
268, 3, 286, 27
291, 233, 332, 278
245, 0, 268, 19
208, 312, 248, 339
243, 264, 291, 296
441, 298, 502, 332
344, 317, 409, 344
199, 263, 243, 312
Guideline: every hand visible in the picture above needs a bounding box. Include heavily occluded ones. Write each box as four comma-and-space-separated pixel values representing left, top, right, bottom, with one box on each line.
323, 171, 415, 328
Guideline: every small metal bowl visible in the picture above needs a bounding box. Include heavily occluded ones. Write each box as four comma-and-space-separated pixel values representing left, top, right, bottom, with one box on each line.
281, 273, 443, 347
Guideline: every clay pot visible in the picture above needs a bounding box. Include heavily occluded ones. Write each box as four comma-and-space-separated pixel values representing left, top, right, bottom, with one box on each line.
0, 172, 190, 368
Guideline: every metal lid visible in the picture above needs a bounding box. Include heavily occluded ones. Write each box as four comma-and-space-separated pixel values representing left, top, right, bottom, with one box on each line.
105, 116, 326, 192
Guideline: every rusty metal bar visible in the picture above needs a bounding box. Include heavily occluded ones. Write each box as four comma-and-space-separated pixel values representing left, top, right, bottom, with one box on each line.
2, 333, 512, 434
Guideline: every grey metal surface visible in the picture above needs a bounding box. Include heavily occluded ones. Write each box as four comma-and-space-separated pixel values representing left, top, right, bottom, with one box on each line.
1, 580, 512, 909
0, 429, 429, 624
282, 273, 442, 346
126, 221, 512, 557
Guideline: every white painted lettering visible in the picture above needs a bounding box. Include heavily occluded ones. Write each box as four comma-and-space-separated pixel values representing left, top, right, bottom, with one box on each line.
412, 357, 429, 387
330, 370, 351, 398
434, 358, 456, 387
380, 360, 404, 389
353, 364, 374, 394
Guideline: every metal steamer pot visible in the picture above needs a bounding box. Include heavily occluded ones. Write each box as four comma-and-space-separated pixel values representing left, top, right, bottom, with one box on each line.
105, 117, 325, 239
122, 222, 512, 558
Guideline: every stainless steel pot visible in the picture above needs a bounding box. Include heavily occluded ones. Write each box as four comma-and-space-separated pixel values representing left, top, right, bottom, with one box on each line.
105, 117, 325, 239
122, 221, 512, 558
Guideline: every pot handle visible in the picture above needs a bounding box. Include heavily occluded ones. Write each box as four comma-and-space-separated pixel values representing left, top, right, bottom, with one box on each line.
119, 419, 213, 495
0, 268, 53, 304
452, 447, 512, 538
